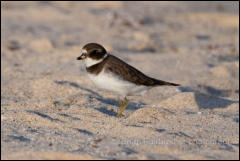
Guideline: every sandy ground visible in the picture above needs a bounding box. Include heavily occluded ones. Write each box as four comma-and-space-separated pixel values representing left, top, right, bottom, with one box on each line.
1, 1, 239, 160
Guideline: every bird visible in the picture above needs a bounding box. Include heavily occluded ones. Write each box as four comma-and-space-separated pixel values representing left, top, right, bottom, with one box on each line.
77, 43, 179, 118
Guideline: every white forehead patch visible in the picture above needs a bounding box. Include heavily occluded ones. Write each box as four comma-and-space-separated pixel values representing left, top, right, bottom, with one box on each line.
82, 49, 87, 54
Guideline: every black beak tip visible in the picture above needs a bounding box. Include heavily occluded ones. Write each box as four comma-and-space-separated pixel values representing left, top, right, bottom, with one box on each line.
76, 56, 81, 60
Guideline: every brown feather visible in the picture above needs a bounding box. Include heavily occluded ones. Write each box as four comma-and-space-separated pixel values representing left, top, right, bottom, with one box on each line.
87, 54, 180, 87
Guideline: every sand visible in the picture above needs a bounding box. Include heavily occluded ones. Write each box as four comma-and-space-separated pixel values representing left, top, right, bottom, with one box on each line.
1, 1, 239, 160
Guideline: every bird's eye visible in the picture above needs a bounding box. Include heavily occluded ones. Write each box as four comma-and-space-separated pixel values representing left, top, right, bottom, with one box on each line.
89, 50, 97, 57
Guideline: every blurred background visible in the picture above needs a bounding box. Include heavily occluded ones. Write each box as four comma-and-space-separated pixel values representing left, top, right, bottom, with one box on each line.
1, 1, 239, 160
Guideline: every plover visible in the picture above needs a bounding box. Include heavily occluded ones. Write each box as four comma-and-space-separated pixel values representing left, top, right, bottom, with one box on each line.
77, 43, 179, 117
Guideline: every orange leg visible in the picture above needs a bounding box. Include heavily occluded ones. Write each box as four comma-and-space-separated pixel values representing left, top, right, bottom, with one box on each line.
117, 97, 129, 118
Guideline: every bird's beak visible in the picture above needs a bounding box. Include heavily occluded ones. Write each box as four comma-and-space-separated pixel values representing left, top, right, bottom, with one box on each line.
76, 54, 85, 60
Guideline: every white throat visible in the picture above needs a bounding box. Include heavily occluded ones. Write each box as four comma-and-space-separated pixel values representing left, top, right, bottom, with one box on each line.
85, 54, 108, 67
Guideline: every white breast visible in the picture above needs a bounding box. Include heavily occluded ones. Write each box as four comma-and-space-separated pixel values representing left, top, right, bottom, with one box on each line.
87, 70, 149, 96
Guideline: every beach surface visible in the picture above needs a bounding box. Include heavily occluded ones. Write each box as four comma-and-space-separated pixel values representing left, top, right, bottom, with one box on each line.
1, 1, 239, 160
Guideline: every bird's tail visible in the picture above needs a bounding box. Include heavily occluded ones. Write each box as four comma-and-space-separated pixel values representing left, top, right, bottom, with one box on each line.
152, 78, 180, 86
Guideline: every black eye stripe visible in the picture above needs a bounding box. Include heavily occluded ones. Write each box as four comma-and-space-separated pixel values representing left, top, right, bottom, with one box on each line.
89, 50, 97, 56
89, 50, 105, 59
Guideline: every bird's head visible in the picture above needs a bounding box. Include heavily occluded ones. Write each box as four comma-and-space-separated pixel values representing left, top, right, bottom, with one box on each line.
77, 43, 107, 60
77, 43, 108, 67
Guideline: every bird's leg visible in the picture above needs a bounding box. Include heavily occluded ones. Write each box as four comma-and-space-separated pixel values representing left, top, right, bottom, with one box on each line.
117, 97, 129, 118
117, 98, 123, 118
123, 97, 129, 107
118, 97, 123, 109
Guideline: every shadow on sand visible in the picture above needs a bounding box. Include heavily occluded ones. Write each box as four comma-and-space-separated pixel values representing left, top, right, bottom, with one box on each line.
179, 86, 238, 109
54, 81, 238, 115
54, 80, 145, 116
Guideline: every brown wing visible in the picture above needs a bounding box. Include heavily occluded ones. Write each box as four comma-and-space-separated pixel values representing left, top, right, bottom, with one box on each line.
104, 55, 179, 86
